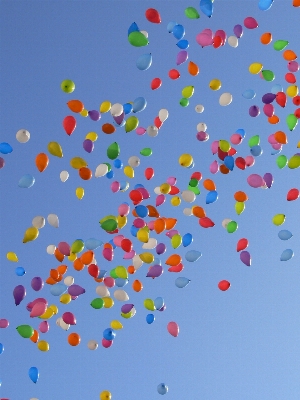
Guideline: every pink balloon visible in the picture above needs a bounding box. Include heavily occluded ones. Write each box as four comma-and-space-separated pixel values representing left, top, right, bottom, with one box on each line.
156, 194, 165, 207
272, 143, 282, 150
166, 176, 176, 185
245, 155, 255, 167
196, 32, 213, 47
167, 321, 179, 337
135, 127, 146, 135
133, 218, 146, 228
103, 247, 113, 261
263, 104, 274, 117
247, 174, 265, 188
209, 160, 219, 174
118, 203, 130, 216
62, 311, 76, 325
147, 220, 155, 230
30, 302, 47, 318
176, 50, 188, 65
244, 16, 259, 29
39, 321, 49, 333
230, 133, 242, 145
111, 181, 120, 193
211, 140, 219, 154
202, 29, 213, 37
287, 61, 299, 72
113, 235, 125, 247
104, 277, 115, 288
215, 29, 226, 44
123, 250, 136, 259
102, 338, 113, 348
0, 319, 9, 328
165, 229, 179, 238
268, 134, 277, 144
26, 298, 48, 312
58, 241, 70, 256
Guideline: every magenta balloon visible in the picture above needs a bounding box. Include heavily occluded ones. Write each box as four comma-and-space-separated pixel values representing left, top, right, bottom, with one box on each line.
263, 173, 273, 188
167, 321, 179, 337
263, 104, 274, 117
262, 93, 276, 104
156, 243, 166, 255
62, 311, 76, 325
113, 111, 125, 125
71, 295, 78, 300
215, 29, 226, 44
111, 181, 120, 193
245, 156, 255, 167
244, 16, 259, 29
31, 277, 44, 291
133, 218, 146, 228
30, 302, 47, 318
103, 247, 113, 261
249, 105, 260, 117
165, 229, 179, 238
83, 139, 94, 153
233, 24, 243, 38
67, 284, 85, 296
146, 265, 163, 278
209, 160, 219, 174
88, 110, 101, 121
102, 338, 113, 348
121, 304, 134, 314
123, 250, 136, 259
272, 143, 282, 150
26, 297, 47, 312
156, 194, 165, 207
58, 241, 70, 256
0, 319, 9, 328
211, 140, 219, 154
13, 285, 26, 306
196, 131, 209, 141
137, 187, 150, 199
240, 250, 251, 266
39, 321, 49, 333
0, 157, 5, 169
287, 61, 299, 72
247, 174, 264, 188
196, 32, 213, 47
176, 50, 188, 65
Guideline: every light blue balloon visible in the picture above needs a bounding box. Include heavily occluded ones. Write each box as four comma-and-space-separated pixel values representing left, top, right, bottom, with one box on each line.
106, 170, 114, 179
157, 383, 168, 395
0, 142, 13, 154
167, 21, 177, 33
154, 296, 164, 310
271, 148, 282, 155
146, 313, 155, 324
123, 103, 132, 114
242, 89, 256, 99
15, 266, 26, 276
136, 53, 152, 71
119, 181, 129, 191
224, 155, 234, 171
187, 161, 194, 169
113, 159, 123, 169
175, 277, 190, 288
278, 230, 293, 240
134, 183, 144, 189
258, 0, 273, 11
236, 128, 246, 137
250, 145, 263, 157
130, 225, 138, 237
18, 174, 35, 188
185, 250, 202, 262
85, 238, 103, 250
271, 84, 283, 94
182, 233, 193, 247
172, 24, 185, 40
50, 283, 67, 296
280, 249, 294, 261
206, 190, 218, 204
200, 0, 213, 18
176, 39, 189, 49
0, 343, 4, 354
133, 97, 147, 113
153, 257, 161, 266
98, 270, 107, 279
128, 22, 139, 35
115, 278, 128, 287
29, 367, 39, 384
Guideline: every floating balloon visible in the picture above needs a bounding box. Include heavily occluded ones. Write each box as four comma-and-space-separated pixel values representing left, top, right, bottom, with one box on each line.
280, 249, 294, 261
218, 280, 230, 291
29, 367, 39, 384
167, 321, 179, 337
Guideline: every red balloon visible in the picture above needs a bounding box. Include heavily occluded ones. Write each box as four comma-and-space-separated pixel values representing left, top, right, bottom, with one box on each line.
294, 108, 300, 119
287, 188, 299, 201
154, 116, 163, 129
151, 77, 162, 90
285, 72, 296, 84
121, 238, 133, 253
228, 147, 237, 156
293, 95, 300, 106
235, 157, 246, 170
63, 116, 76, 135
213, 36, 222, 49
218, 280, 231, 291
145, 8, 161, 23
217, 147, 228, 161
168, 263, 184, 272
190, 171, 202, 181
276, 92, 287, 108
236, 238, 249, 252
199, 217, 215, 228
144, 167, 154, 180
88, 264, 100, 278
169, 186, 180, 195
168, 69, 180, 80
129, 189, 143, 204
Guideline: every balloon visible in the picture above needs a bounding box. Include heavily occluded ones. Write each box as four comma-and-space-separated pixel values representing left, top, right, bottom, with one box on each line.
176, 50, 188, 65
87, 340, 98, 350
167, 321, 179, 337
196, 32, 213, 47
260, 32, 272, 45
168, 69, 180, 79
228, 35, 238, 48
288, 155, 300, 169
173, 24, 185, 40
219, 93, 232, 106
68, 284, 85, 296
280, 249, 294, 261
262, 69, 275, 81
179, 153, 193, 167
247, 174, 265, 188
182, 233, 193, 247
206, 190, 218, 204
61, 79, 75, 93
151, 77, 162, 90
30, 302, 47, 318
278, 230, 293, 241
249, 63, 263, 74
16, 324, 34, 338
136, 53, 152, 70
18, 174, 35, 188
0, 142, 13, 154
227, 221, 238, 233
15, 266, 25, 276
145, 8, 161, 23
62, 312, 76, 325
16, 129, 30, 143
185, 250, 201, 262
100, 391, 112, 400
200, 0, 213, 17
35, 153, 49, 172
258, 0, 274, 11
47, 214, 59, 228
287, 188, 299, 201
237, 238, 249, 252
0, 343, 4, 354
199, 217, 215, 228
47, 141, 63, 158
240, 251, 251, 266
233, 24, 243, 38
6, 251, 18, 262
125, 116, 139, 133
175, 277, 190, 288
157, 383, 168, 395
63, 115, 76, 136
0, 319, 9, 329
218, 280, 230, 291
68, 332, 81, 346
286, 114, 298, 131
146, 313, 155, 324
146, 265, 163, 278
13, 285, 26, 306
272, 214, 285, 226
249, 105, 260, 117
244, 17, 258, 29
60, 170, 69, 182
243, 89, 256, 99
29, 367, 39, 384
39, 321, 49, 333
37, 340, 49, 351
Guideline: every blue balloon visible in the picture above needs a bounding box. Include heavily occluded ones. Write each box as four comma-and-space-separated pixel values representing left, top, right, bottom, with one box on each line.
113, 159, 123, 169
250, 145, 263, 157
50, 283, 67, 296
176, 39, 189, 49
98, 270, 107, 279
278, 230, 293, 240
182, 233, 193, 247
206, 190, 218, 204
258, 0, 273, 11
146, 313, 155, 324
130, 225, 138, 237
85, 238, 103, 250
103, 328, 116, 341
15, 266, 26, 276
175, 277, 190, 288
119, 181, 129, 191
136, 53, 152, 71
133, 97, 147, 113
224, 156, 234, 171
271, 148, 282, 155
280, 249, 294, 261
109, 239, 117, 249
167, 21, 177, 33
154, 297, 164, 310
200, 0, 213, 18
134, 183, 144, 189
18, 174, 35, 188
236, 128, 246, 137
123, 103, 132, 114
106, 170, 114, 179
29, 367, 39, 384
115, 278, 128, 287
187, 161, 194, 169
242, 89, 256, 99
0, 343, 4, 354
128, 22, 139, 35
0, 142, 13, 154
157, 383, 168, 395
271, 84, 283, 94
185, 250, 202, 262
135, 205, 148, 218
172, 24, 185, 40
153, 257, 161, 266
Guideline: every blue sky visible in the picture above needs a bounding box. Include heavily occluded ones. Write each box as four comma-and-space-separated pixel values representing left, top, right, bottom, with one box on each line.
0, 1, 300, 399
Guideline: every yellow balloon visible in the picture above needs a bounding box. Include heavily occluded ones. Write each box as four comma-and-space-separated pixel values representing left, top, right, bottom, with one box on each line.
68, 253, 77, 262
6, 251, 18, 262
219, 140, 231, 152
171, 196, 181, 206
76, 187, 84, 200
70, 157, 87, 169
181, 85, 194, 98
288, 155, 300, 169
110, 320, 123, 330
235, 201, 245, 215
60, 293, 72, 304
80, 109, 89, 117
100, 390, 112, 400
178, 153, 193, 167
100, 101, 111, 113
249, 62, 263, 74
160, 183, 171, 194
23, 226, 39, 243
47, 141, 63, 158
117, 215, 127, 229
37, 340, 49, 352
297, 141, 300, 148
39, 307, 54, 319
85, 131, 98, 141
103, 297, 114, 308
209, 79, 221, 90
272, 214, 285, 226
115, 266, 128, 279
139, 252, 154, 264
124, 165, 134, 178
137, 228, 149, 243
286, 85, 298, 98
144, 298, 155, 311
49, 304, 58, 315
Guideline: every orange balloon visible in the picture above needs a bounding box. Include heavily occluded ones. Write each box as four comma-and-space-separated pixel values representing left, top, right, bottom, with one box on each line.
260, 32, 272, 45
73, 258, 85, 271
68, 332, 81, 346
132, 209, 138, 217
67, 100, 84, 113
164, 218, 177, 230
35, 153, 49, 172
274, 131, 288, 144
188, 61, 199, 76
283, 50, 297, 61
79, 167, 92, 180
54, 248, 65, 262
165, 254, 181, 266
102, 123, 116, 134
293, 0, 300, 6
203, 179, 216, 191
146, 205, 159, 218
268, 115, 280, 124
103, 243, 113, 249
154, 218, 166, 234
128, 266, 135, 274
192, 206, 206, 218
234, 191, 248, 202
50, 269, 60, 281
80, 250, 94, 265
219, 164, 230, 174
45, 276, 57, 285
132, 279, 143, 292
57, 264, 68, 275
94, 277, 103, 283
30, 329, 39, 343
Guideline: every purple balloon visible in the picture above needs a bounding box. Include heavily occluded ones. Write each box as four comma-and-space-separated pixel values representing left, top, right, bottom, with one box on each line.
67, 284, 85, 296
158, 304, 166, 312
113, 111, 125, 125
58, 241, 71, 256
31, 277, 44, 292
123, 250, 135, 259
146, 265, 163, 278
196, 131, 209, 142
262, 93, 276, 104
121, 304, 134, 314
156, 243, 166, 255
83, 139, 94, 153
165, 229, 179, 238
0, 157, 5, 169
233, 24, 243, 38
0, 319, 9, 328
240, 250, 251, 266
13, 285, 26, 306
249, 105, 260, 117
176, 50, 188, 65
88, 110, 101, 121
263, 173, 273, 188
247, 174, 265, 188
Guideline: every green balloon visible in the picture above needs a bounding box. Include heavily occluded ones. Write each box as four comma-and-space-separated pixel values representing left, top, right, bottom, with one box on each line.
276, 155, 287, 169
71, 239, 85, 254
107, 142, 120, 160
16, 325, 34, 338
60, 79, 75, 93
188, 185, 200, 195
189, 178, 198, 187
128, 31, 149, 47
273, 40, 289, 51
103, 162, 111, 172
288, 155, 300, 169
180, 98, 189, 107
227, 221, 238, 233
248, 135, 260, 147
90, 298, 104, 309
110, 268, 118, 279
171, 234, 182, 249
125, 116, 139, 133
185, 6, 200, 19
99, 215, 116, 225
101, 219, 117, 232
286, 114, 298, 131
140, 147, 152, 156
261, 70, 275, 81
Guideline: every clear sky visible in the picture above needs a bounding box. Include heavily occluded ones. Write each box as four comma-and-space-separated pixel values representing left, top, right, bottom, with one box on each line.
0, 1, 300, 399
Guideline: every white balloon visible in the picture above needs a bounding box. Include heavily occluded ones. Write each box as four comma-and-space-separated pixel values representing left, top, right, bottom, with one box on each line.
132, 254, 143, 270
154, 186, 161, 195
142, 238, 157, 249
128, 156, 140, 168
30, 398, 39, 400
32, 216, 45, 229
16, 129, 30, 143
110, 103, 123, 117
56, 317, 62, 326
183, 208, 192, 216
197, 122, 207, 132
60, 170, 69, 182
114, 289, 129, 301
95, 163, 108, 177
158, 108, 169, 122
181, 190, 196, 203
219, 92, 233, 106
47, 214, 59, 228
46, 244, 56, 255
64, 276, 74, 286
222, 218, 232, 229
87, 340, 98, 350
59, 318, 70, 331
228, 36, 238, 48
130, 307, 136, 317
147, 125, 158, 137
140, 30, 148, 38
96, 285, 110, 297
195, 105, 204, 113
